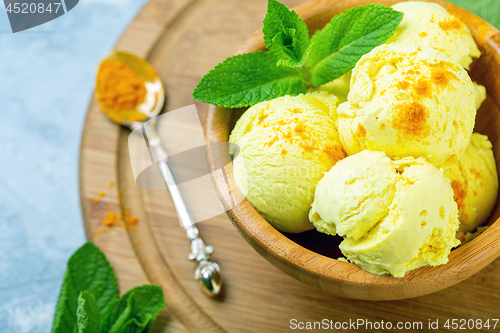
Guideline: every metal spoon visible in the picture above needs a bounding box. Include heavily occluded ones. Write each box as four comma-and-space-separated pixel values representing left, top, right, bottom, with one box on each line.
95, 50, 222, 297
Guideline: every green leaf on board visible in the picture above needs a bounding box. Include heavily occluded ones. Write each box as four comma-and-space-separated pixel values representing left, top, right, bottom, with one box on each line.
192, 51, 308, 108
263, 0, 313, 67
306, 4, 403, 87
51, 242, 119, 333
77, 291, 101, 333
100, 285, 166, 333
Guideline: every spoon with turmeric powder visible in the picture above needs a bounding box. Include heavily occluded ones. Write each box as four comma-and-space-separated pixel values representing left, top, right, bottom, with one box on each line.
95, 51, 165, 126
95, 51, 222, 297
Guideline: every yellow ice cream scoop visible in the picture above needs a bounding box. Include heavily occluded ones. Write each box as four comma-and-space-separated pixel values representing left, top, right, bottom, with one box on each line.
444, 133, 498, 233
387, 1, 481, 70
337, 43, 476, 167
309, 150, 398, 241
230, 92, 345, 233
387, 1, 487, 111
310, 150, 460, 278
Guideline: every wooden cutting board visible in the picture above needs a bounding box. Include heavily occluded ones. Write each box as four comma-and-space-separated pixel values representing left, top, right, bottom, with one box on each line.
79, 0, 500, 332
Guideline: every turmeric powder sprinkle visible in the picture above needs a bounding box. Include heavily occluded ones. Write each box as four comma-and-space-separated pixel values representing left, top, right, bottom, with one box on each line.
97, 59, 147, 110
125, 215, 139, 225
100, 211, 139, 232
103, 211, 117, 227
392, 102, 428, 136
438, 18, 462, 32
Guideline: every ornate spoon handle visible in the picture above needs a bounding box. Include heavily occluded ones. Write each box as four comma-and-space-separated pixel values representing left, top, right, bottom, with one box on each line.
142, 122, 222, 297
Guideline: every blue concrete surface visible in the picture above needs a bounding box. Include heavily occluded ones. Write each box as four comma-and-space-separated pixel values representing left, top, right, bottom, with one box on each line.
0, 1, 148, 331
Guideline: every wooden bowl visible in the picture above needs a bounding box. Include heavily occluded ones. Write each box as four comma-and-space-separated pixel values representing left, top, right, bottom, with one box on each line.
206, 0, 500, 300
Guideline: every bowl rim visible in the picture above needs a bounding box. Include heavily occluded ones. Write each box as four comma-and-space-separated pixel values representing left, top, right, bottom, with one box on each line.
205, 0, 500, 300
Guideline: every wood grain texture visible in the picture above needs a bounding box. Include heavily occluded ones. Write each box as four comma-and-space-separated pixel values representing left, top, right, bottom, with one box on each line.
80, 0, 500, 331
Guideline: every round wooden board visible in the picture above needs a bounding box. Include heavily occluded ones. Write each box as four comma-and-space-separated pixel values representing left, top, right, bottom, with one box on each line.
80, 0, 500, 332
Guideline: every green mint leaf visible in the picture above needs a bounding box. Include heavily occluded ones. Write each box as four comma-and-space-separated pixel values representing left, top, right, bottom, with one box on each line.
306, 4, 403, 86
99, 299, 120, 333
77, 291, 101, 333
101, 285, 165, 333
192, 51, 308, 108
448, 0, 500, 30
263, 0, 313, 67
51, 242, 119, 333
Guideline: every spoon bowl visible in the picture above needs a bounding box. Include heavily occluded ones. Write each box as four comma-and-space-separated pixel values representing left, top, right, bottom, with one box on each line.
95, 51, 165, 127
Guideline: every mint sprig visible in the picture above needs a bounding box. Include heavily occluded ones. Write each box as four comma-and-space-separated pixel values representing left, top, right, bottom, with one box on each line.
101, 285, 165, 333
306, 4, 403, 86
193, 51, 308, 108
263, 0, 313, 67
52, 242, 118, 333
52, 242, 166, 333
192, 2, 402, 108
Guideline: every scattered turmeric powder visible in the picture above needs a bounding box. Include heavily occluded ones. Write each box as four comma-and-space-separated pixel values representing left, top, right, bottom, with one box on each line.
93, 181, 141, 237
136, 240, 142, 245
101, 211, 139, 230
96, 59, 147, 110
124, 215, 138, 225
103, 211, 117, 227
